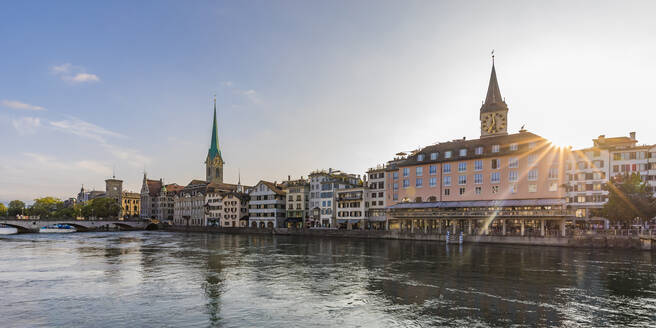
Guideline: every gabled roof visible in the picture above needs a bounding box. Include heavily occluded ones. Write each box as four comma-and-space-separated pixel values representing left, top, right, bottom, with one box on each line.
257, 180, 286, 196
146, 179, 162, 196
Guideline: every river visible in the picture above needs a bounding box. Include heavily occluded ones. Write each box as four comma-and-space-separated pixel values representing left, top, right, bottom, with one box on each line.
1, 231, 655, 327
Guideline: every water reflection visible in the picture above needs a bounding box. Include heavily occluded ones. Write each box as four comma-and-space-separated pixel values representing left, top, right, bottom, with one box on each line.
1, 232, 656, 327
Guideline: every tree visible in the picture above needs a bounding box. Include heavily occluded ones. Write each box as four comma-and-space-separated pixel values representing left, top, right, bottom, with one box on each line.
29, 197, 63, 219
0, 203, 7, 217
594, 173, 656, 227
83, 198, 120, 219
8, 200, 25, 217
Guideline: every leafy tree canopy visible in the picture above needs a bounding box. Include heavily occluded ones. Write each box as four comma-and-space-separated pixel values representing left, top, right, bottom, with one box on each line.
595, 173, 656, 226
8, 200, 26, 217
0, 203, 7, 216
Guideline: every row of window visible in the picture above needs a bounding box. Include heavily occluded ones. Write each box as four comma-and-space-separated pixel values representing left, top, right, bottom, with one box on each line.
395, 169, 554, 189
415, 142, 537, 161
398, 157, 543, 178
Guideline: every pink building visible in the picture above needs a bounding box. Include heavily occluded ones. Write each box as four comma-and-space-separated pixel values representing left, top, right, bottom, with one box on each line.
386, 61, 571, 237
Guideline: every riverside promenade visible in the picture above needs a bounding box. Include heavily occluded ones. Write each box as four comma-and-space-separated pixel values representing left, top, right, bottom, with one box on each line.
165, 226, 656, 250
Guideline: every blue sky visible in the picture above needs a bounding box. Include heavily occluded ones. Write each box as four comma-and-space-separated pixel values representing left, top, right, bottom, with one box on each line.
2, 1, 656, 203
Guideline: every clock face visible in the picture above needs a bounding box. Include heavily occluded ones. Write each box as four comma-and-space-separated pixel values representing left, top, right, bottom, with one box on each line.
482, 112, 506, 134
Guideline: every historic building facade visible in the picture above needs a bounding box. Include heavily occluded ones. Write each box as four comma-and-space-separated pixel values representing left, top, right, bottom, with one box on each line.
366, 165, 387, 229
173, 180, 208, 226
121, 192, 140, 219
220, 191, 250, 227
248, 181, 286, 228
335, 186, 368, 230
386, 61, 570, 237
308, 169, 362, 228
283, 177, 309, 228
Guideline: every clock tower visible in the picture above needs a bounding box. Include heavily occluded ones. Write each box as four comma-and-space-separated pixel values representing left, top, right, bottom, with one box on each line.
480, 59, 508, 138
206, 96, 224, 184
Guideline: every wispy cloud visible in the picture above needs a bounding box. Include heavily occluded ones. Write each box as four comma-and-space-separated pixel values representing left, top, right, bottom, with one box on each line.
1, 100, 45, 111
50, 117, 123, 143
23, 153, 112, 176
49, 116, 150, 168
221, 81, 262, 104
51, 63, 100, 84
12, 117, 41, 135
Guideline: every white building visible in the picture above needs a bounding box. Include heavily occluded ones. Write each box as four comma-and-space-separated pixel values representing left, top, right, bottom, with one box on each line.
335, 186, 368, 230
248, 181, 286, 228
308, 169, 362, 228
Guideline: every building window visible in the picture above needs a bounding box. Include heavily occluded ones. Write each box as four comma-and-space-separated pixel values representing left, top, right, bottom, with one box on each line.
510, 143, 518, 151
529, 142, 536, 149
393, 193, 398, 201
458, 175, 467, 185
492, 186, 499, 194
475, 146, 483, 155
393, 172, 399, 180
416, 167, 423, 176
475, 186, 482, 194
403, 179, 410, 188
459, 148, 467, 157
429, 177, 437, 187
443, 164, 451, 173
492, 145, 500, 153
403, 168, 409, 177
528, 184, 538, 192
429, 165, 437, 175
459, 187, 466, 195
458, 162, 467, 172
548, 167, 559, 180
393, 183, 398, 190
474, 174, 483, 184
509, 158, 519, 168
549, 182, 558, 192
528, 169, 538, 181
491, 172, 500, 183
444, 188, 450, 196
416, 178, 423, 188
417, 154, 425, 161
443, 176, 452, 186
474, 160, 483, 171
510, 183, 517, 194
430, 152, 438, 160
528, 155, 537, 165
509, 171, 518, 182
445, 151, 452, 159
491, 159, 500, 169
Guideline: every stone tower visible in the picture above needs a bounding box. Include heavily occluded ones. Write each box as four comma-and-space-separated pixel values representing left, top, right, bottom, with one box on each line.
206, 96, 224, 183
480, 56, 509, 138
105, 175, 123, 218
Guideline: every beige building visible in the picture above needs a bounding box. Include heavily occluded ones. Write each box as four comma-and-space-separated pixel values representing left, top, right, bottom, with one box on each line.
335, 186, 367, 230
220, 191, 250, 227
121, 192, 140, 219
283, 177, 309, 228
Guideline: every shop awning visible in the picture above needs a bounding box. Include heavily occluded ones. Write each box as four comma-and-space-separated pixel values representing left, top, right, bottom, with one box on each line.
337, 219, 362, 224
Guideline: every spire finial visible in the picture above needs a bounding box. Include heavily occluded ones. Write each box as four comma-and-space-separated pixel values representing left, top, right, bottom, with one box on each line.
491, 49, 495, 65
238, 169, 241, 185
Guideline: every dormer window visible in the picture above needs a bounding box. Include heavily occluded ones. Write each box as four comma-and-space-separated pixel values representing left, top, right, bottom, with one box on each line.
475, 146, 483, 155
492, 145, 500, 153
459, 149, 467, 157
445, 151, 452, 159
417, 154, 425, 161
430, 152, 438, 160
510, 143, 518, 151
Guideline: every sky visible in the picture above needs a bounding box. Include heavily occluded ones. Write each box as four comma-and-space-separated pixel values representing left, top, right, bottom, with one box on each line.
2, 0, 656, 204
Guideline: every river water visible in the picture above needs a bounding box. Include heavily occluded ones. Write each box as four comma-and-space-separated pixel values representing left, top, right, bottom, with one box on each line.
1, 231, 655, 327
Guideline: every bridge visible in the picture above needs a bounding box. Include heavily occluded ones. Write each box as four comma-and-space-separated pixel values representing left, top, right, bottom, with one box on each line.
0, 218, 158, 233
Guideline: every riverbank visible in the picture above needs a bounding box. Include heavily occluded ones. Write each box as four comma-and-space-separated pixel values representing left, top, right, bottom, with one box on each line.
164, 226, 656, 250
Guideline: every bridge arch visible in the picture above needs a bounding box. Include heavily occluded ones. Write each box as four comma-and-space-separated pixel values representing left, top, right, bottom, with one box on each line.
0, 223, 32, 233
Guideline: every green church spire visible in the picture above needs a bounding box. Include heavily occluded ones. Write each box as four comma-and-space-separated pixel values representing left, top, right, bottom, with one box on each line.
208, 96, 222, 161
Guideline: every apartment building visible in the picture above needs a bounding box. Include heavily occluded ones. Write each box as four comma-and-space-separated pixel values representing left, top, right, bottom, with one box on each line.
248, 181, 286, 228
308, 169, 362, 228
284, 177, 309, 228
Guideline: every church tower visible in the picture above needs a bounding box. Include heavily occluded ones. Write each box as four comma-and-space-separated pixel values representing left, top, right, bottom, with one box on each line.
206, 96, 224, 183
480, 55, 509, 138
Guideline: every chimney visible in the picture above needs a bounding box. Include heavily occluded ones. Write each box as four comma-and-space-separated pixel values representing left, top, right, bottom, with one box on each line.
630, 132, 636, 140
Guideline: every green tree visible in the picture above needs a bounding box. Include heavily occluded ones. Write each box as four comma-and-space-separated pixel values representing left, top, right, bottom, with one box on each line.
0, 203, 7, 217
595, 173, 656, 227
29, 197, 63, 218
83, 198, 120, 219
8, 200, 26, 217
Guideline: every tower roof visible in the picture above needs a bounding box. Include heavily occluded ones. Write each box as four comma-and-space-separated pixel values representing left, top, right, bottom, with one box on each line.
480, 63, 508, 113
208, 96, 222, 161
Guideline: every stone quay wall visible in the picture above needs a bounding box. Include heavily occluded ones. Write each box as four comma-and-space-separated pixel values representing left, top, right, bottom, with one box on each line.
163, 226, 654, 250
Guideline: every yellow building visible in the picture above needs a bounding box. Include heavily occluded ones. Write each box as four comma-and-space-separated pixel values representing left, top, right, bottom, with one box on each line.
121, 192, 141, 219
